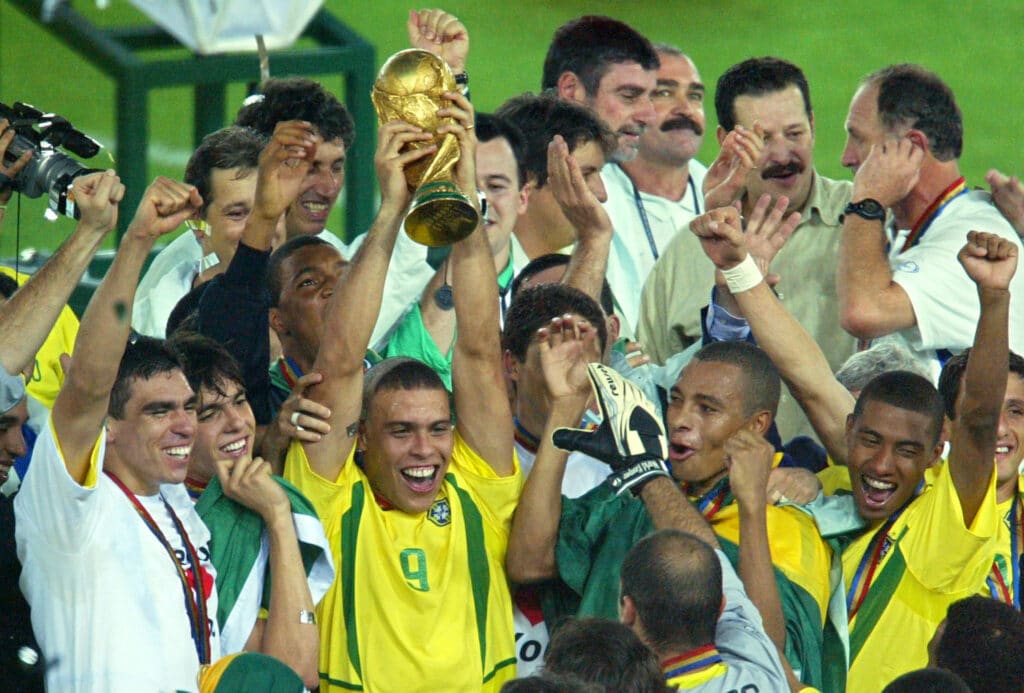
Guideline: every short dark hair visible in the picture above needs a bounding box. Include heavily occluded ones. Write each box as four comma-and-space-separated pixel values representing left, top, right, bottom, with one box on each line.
620, 529, 722, 651
108, 336, 187, 419
881, 668, 970, 693
362, 357, 448, 419
502, 284, 608, 361
541, 16, 659, 95
500, 673, 602, 693
853, 370, 945, 446
863, 64, 962, 161
511, 253, 615, 316
235, 77, 355, 150
496, 93, 614, 188
938, 349, 1024, 420
476, 112, 529, 191
266, 235, 338, 307
544, 618, 666, 693
715, 57, 812, 133
693, 341, 781, 418
184, 126, 265, 216
934, 596, 1024, 693
168, 331, 245, 403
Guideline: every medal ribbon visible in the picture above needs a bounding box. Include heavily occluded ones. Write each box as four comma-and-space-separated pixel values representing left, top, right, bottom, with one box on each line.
661, 645, 724, 679
276, 356, 304, 391
106, 471, 212, 664
987, 496, 1021, 607
898, 177, 967, 253
686, 478, 732, 521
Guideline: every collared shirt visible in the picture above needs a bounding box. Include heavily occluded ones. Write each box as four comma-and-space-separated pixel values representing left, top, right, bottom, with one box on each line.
637, 172, 854, 441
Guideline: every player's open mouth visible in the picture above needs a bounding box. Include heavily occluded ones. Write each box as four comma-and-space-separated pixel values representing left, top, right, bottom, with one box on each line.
669, 443, 695, 463
401, 465, 440, 493
995, 444, 1015, 461
300, 199, 330, 221
860, 474, 896, 509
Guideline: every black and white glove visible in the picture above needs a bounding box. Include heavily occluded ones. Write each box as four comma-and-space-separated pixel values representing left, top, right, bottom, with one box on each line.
552, 363, 670, 496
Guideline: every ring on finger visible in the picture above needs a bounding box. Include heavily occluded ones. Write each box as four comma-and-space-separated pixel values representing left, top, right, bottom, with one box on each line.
290, 411, 301, 426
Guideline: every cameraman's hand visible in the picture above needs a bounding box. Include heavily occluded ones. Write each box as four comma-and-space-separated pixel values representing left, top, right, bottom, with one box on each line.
437, 90, 478, 203
71, 170, 125, 234
126, 176, 203, 242
0, 119, 34, 205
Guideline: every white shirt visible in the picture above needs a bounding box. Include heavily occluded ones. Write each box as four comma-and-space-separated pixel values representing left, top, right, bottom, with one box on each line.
884, 188, 1024, 380
15, 420, 222, 692
602, 161, 708, 338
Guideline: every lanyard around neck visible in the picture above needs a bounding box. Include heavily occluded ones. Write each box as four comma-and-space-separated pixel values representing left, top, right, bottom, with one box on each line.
106, 471, 212, 664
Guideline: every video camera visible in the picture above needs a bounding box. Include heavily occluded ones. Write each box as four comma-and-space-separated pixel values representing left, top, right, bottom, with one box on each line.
0, 102, 102, 220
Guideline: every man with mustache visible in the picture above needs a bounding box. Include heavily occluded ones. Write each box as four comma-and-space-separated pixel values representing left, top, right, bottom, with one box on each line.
638, 57, 855, 443
602, 44, 709, 338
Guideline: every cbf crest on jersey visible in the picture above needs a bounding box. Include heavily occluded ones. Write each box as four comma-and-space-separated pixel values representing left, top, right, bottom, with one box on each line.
427, 498, 451, 527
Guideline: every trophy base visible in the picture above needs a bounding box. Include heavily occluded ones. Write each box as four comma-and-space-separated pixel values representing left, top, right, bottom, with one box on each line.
405, 182, 480, 247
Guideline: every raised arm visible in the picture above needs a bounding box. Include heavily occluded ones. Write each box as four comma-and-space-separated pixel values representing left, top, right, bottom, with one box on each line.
53, 175, 200, 481
444, 92, 513, 472
301, 120, 434, 480
948, 231, 1017, 525
219, 456, 319, 688
549, 135, 614, 305
837, 139, 923, 338
0, 173, 115, 376
505, 316, 595, 583
692, 205, 856, 463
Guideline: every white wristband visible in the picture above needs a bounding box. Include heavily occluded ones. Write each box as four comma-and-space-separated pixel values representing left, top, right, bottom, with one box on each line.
721, 254, 763, 294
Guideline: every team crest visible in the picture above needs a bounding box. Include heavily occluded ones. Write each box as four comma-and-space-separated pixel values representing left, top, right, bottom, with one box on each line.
427, 498, 451, 526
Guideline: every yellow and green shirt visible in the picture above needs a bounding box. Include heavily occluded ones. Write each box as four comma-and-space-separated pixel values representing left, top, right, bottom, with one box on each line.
284, 433, 522, 692
841, 462, 998, 693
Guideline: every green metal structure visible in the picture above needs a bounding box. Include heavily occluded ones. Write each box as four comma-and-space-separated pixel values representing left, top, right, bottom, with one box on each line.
7, 0, 377, 242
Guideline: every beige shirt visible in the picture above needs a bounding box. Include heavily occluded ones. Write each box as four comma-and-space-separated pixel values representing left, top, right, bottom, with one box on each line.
636, 173, 854, 441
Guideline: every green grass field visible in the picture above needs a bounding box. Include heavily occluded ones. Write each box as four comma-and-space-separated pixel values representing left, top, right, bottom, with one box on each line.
1, 0, 1022, 256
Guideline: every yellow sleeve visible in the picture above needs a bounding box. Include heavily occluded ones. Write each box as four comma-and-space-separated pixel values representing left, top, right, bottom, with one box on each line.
449, 430, 523, 535
282, 439, 358, 526
901, 461, 999, 593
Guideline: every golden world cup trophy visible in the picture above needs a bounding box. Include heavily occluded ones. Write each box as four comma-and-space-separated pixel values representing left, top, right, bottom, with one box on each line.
372, 48, 480, 247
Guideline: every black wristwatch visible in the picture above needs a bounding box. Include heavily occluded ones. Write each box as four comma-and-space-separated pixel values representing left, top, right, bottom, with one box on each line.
844, 198, 886, 222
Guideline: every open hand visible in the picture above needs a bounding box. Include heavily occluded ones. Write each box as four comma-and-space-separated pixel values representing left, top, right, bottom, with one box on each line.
851, 137, 923, 208
703, 122, 765, 210
407, 9, 469, 73
537, 314, 597, 404
253, 120, 317, 223
548, 134, 612, 240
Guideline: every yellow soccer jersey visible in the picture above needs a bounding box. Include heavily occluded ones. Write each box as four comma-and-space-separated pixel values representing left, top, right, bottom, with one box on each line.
284, 432, 523, 693
843, 461, 998, 693
979, 475, 1023, 605
0, 267, 79, 410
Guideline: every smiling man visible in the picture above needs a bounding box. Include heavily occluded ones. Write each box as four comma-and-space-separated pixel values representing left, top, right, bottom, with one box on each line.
638, 57, 855, 442
14, 172, 227, 691
690, 200, 1013, 691
282, 93, 522, 692
603, 44, 709, 337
